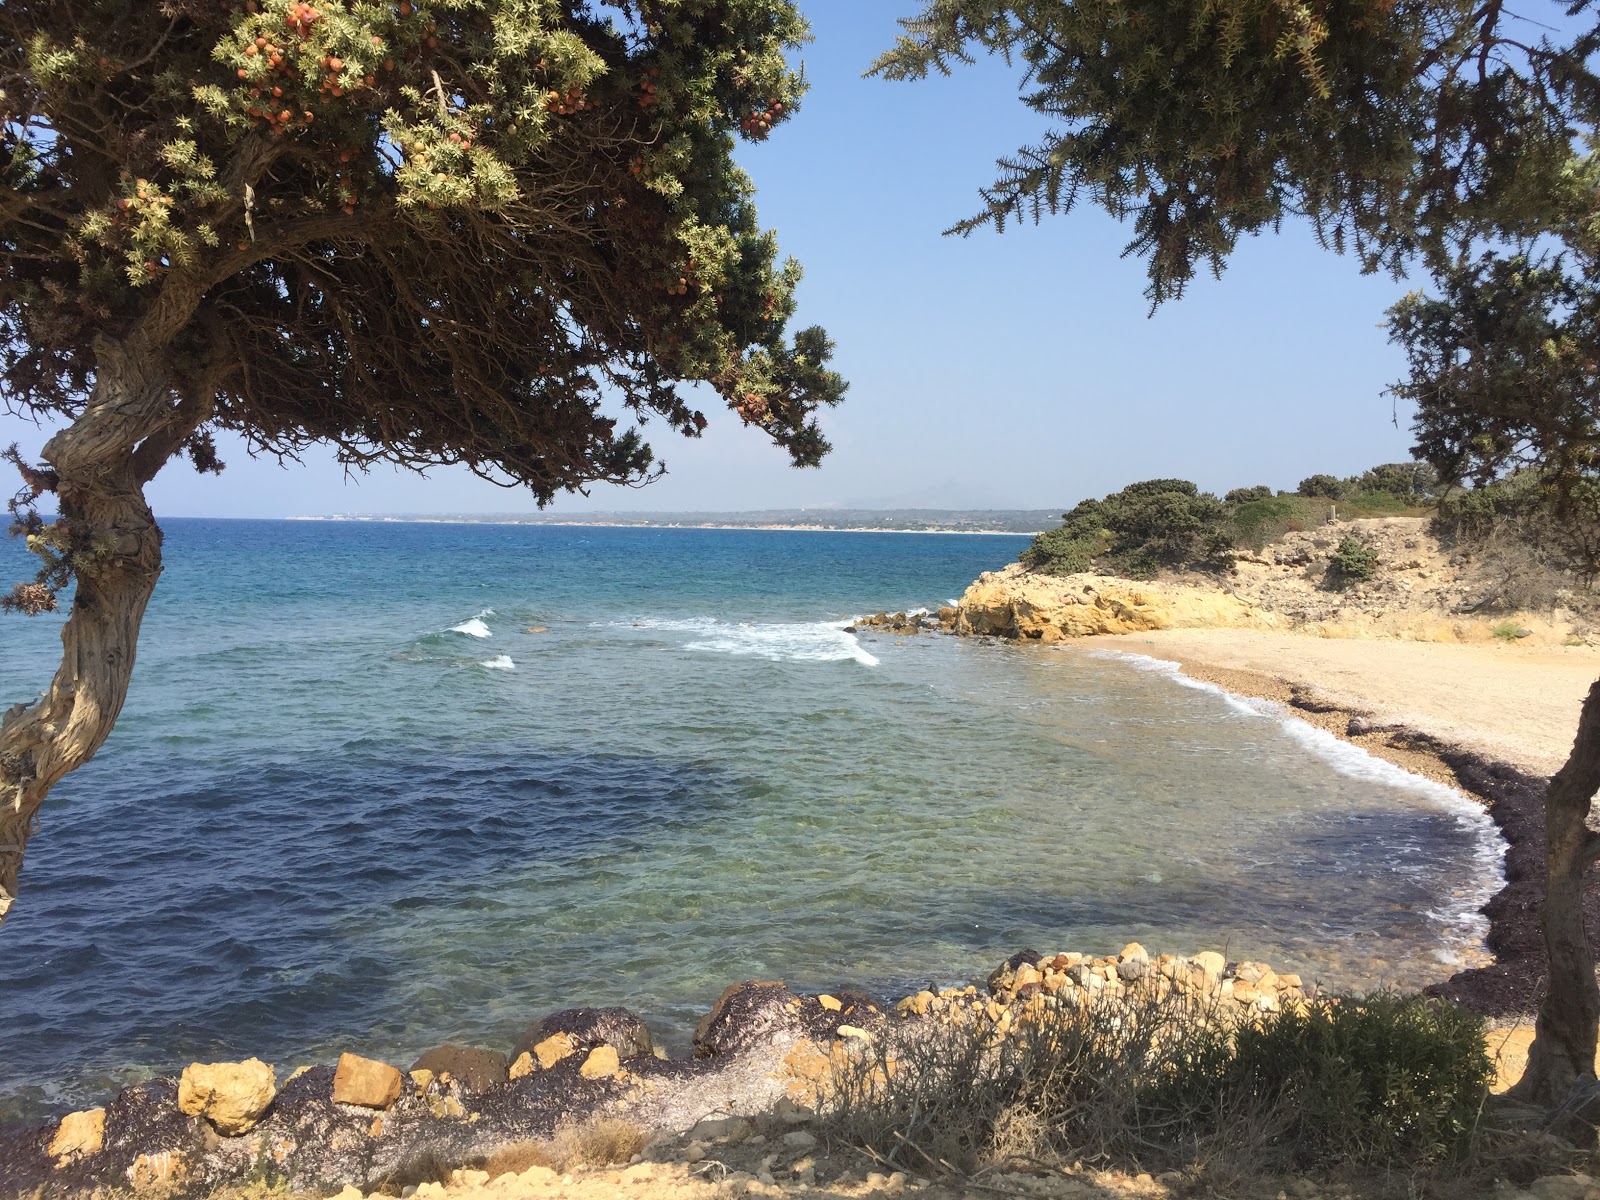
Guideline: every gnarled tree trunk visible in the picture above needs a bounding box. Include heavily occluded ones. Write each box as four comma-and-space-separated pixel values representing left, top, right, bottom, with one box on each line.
0, 332, 206, 924
1514, 677, 1600, 1106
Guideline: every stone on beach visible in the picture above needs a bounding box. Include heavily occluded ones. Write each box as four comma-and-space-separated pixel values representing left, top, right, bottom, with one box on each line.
48, 1108, 104, 1162
177, 1058, 276, 1135
331, 1052, 403, 1110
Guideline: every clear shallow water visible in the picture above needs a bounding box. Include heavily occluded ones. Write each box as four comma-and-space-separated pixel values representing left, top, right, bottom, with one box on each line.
0, 520, 1501, 1123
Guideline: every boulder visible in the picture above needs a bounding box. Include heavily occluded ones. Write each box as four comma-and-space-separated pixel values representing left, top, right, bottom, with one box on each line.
48, 1108, 105, 1162
176, 1058, 276, 1136
510, 1008, 653, 1066
694, 981, 802, 1059
409, 1044, 509, 1093
578, 1046, 620, 1079
331, 1053, 403, 1110
1191, 951, 1226, 982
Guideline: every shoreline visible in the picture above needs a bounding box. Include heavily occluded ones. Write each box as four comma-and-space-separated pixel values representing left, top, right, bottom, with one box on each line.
1072, 634, 1556, 1019
284, 517, 1042, 535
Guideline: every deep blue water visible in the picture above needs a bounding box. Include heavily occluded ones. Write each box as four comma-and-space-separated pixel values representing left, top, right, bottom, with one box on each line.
0, 519, 1500, 1122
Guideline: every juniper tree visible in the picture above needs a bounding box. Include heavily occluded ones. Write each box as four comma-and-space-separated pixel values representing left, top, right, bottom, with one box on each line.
876, 0, 1600, 1102
0, 0, 845, 923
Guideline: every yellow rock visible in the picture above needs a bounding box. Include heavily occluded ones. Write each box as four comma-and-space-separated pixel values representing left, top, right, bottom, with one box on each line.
1192, 951, 1226, 981
49, 1108, 105, 1162
533, 1032, 577, 1069
331, 1053, 402, 1110
579, 1045, 620, 1079
1013, 964, 1043, 989
818, 994, 843, 1012
369, 1117, 384, 1138
837, 1024, 872, 1042
508, 1051, 534, 1080
177, 1058, 276, 1136
1119, 942, 1149, 963
409, 1068, 434, 1089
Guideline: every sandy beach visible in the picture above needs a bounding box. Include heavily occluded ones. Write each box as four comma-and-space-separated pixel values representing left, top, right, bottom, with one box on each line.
1092, 628, 1599, 778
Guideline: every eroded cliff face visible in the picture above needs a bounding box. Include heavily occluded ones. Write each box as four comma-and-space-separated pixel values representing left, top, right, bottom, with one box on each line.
951, 564, 1276, 642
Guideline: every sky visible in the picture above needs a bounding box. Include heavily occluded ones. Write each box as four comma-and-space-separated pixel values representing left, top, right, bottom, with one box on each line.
0, 4, 1426, 518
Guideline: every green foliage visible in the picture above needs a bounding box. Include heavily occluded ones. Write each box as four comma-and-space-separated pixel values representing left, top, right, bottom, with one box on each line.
1, 0, 845, 506
1024, 462, 1438, 573
1393, 255, 1600, 502
874, 0, 1592, 304
823, 987, 1490, 1176
1020, 479, 1234, 577
1298, 474, 1347, 500
1186, 993, 1493, 1167
1224, 485, 1273, 504
1435, 470, 1600, 585
1493, 621, 1525, 641
1329, 535, 1380, 585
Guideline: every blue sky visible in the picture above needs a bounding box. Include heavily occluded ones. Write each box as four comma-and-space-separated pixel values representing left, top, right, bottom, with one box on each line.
0, 4, 1423, 518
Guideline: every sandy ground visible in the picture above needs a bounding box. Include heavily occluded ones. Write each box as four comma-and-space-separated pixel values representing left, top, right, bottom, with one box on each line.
1094, 629, 1600, 778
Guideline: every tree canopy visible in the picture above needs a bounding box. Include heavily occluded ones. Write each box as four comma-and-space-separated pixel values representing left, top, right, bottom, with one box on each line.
2, 0, 844, 530
0, 0, 844, 921
873, 0, 1598, 303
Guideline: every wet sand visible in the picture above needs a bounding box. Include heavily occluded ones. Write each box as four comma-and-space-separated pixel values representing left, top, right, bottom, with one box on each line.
1076, 628, 1600, 1019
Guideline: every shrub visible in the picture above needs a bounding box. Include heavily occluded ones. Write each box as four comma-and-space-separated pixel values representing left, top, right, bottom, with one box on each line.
1298, 474, 1347, 500
1228, 496, 1301, 551
1329, 535, 1380, 585
1224, 485, 1275, 504
1020, 480, 1234, 577
1491, 621, 1525, 641
819, 987, 1490, 1179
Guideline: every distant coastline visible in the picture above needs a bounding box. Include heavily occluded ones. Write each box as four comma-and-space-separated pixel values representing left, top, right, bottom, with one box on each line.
285, 508, 1054, 536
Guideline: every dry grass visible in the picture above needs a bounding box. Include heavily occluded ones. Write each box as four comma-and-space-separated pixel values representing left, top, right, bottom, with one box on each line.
816, 985, 1511, 1194
482, 1117, 651, 1177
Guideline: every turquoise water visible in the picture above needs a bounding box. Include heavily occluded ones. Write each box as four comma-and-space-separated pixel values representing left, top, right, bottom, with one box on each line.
0, 520, 1500, 1123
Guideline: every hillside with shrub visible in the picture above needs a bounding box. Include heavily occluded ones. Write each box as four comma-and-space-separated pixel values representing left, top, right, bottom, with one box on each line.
1018, 465, 1600, 624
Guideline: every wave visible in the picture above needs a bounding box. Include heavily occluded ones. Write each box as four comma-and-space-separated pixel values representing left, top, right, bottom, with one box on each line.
480, 655, 515, 671
1096, 649, 1506, 963
614, 616, 879, 667
450, 618, 492, 639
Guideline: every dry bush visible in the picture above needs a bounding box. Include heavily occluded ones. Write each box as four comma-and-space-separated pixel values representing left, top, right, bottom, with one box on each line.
817, 986, 1492, 1186
483, 1117, 650, 1177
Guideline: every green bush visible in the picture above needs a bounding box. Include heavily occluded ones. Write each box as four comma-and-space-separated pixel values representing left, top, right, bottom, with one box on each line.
1329, 535, 1380, 584
821, 987, 1490, 1178
1229, 496, 1301, 550
1298, 473, 1347, 500
1021, 479, 1235, 577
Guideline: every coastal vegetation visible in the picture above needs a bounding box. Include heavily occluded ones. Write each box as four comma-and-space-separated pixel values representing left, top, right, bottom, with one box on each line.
0, 0, 844, 923
1019, 465, 1437, 579
824, 987, 1493, 1182
877, 0, 1600, 1103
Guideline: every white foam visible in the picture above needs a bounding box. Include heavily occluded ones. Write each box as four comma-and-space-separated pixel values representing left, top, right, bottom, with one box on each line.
480, 654, 515, 671
450, 618, 492, 638
1095, 648, 1507, 959
617, 616, 879, 667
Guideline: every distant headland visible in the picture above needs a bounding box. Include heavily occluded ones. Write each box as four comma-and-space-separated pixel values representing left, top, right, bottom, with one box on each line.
285, 509, 1056, 535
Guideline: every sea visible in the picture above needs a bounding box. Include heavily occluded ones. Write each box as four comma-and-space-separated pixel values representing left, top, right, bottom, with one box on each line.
0, 519, 1504, 1124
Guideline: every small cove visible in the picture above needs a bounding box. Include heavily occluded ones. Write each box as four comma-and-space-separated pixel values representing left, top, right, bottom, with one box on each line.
0, 520, 1504, 1123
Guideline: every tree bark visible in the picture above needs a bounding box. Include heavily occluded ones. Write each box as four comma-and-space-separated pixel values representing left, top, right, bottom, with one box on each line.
1513, 677, 1600, 1106
0, 333, 206, 924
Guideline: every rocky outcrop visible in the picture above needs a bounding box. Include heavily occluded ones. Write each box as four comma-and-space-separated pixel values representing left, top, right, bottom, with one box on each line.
949, 564, 1273, 642
0, 945, 1530, 1199
946, 517, 1590, 644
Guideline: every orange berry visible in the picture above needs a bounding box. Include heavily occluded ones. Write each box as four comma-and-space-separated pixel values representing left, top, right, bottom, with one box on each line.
327, 56, 343, 71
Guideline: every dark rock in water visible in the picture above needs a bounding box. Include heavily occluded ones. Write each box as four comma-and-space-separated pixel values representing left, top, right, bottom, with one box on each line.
410, 1045, 509, 1093
510, 1008, 653, 1065
987, 948, 1042, 994
693, 981, 802, 1059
